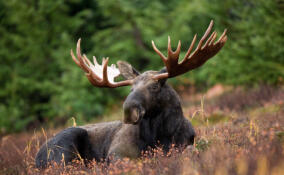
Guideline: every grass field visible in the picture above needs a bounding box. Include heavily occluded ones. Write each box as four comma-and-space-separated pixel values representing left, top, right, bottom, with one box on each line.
0, 85, 283, 175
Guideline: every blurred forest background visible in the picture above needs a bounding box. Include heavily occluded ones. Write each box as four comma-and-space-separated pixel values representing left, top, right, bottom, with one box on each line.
0, 0, 283, 134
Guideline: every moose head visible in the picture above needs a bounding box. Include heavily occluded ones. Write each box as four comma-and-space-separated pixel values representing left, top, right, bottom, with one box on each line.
71, 20, 227, 126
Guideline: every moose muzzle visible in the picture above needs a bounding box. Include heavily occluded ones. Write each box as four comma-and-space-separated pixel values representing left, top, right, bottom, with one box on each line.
123, 91, 146, 124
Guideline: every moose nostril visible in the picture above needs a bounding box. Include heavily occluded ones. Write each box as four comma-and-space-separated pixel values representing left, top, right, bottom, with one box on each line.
123, 106, 145, 124
130, 108, 139, 122
124, 108, 138, 122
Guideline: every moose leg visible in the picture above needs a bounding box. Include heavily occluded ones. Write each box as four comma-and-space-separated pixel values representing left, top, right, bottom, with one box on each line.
106, 125, 141, 161
35, 127, 96, 168
107, 142, 140, 162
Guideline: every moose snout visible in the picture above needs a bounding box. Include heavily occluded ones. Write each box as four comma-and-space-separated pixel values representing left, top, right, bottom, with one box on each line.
123, 102, 145, 124
123, 92, 146, 124
123, 108, 140, 124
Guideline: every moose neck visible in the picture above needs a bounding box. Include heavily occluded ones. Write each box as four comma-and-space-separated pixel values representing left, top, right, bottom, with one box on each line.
138, 83, 185, 150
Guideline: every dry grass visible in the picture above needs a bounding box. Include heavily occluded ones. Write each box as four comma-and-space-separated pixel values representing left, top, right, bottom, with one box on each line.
0, 86, 284, 175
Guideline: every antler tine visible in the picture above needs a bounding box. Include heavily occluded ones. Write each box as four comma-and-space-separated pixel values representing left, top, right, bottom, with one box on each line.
209, 32, 217, 46
168, 36, 172, 55
71, 49, 81, 68
83, 54, 91, 65
216, 29, 227, 44
152, 40, 167, 63
196, 20, 214, 50
102, 57, 110, 85
183, 34, 197, 61
76, 39, 85, 68
78, 39, 92, 73
176, 40, 181, 55
203, 31, 216, 49
71, 39, 90, 73
93, 56, 98, 65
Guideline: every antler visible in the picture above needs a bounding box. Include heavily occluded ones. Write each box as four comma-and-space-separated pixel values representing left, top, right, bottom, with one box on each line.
71, 39, 133, 88
152, 20, 227, 80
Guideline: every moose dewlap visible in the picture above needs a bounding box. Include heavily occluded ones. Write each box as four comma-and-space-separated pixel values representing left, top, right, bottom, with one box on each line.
35, 20, 227, 168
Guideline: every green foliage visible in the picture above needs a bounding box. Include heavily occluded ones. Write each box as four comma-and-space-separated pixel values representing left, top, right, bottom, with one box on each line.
0, 0, 77, 133
0, 0, 283, 133
196, 0, 284, 86
0, 0, 126, 133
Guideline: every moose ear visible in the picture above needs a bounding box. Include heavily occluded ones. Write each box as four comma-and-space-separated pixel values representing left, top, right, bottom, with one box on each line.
117, 61, 140, 80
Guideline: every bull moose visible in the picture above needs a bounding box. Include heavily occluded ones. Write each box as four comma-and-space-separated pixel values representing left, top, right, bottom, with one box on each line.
35, 20, 227, 168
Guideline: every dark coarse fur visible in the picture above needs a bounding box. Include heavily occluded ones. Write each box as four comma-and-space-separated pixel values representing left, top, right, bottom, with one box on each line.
35, 127, 96, 168
35, 63, 195, 168
135, 79, 195, 152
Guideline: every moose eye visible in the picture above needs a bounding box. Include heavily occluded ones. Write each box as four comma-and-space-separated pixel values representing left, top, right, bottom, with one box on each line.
150, 84, 159, 91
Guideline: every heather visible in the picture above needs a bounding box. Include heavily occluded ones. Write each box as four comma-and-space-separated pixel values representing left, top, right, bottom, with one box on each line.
1, 86, 283, 174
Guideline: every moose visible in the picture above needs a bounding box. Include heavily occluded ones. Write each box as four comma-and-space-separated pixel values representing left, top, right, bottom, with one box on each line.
35, 20, 227, 168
